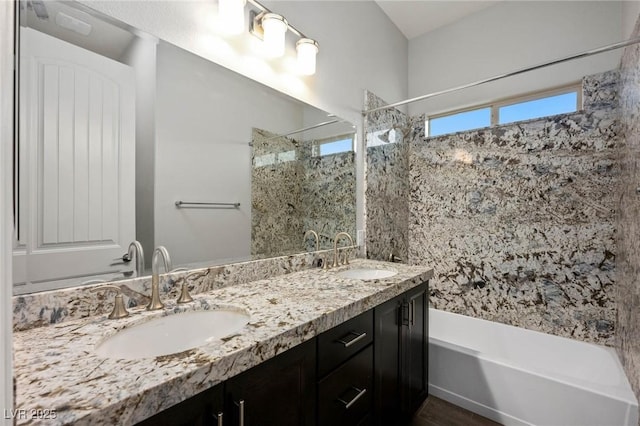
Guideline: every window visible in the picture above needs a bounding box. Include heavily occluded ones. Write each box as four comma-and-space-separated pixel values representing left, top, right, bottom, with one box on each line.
312, 134, 354, 156
426, 85, 581, 137
498, 91, 578, 125
429, 107, 491, 137
253, 150, 296, 167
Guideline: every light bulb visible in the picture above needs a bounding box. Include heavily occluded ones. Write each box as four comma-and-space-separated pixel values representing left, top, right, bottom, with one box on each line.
296, 38, 318, 75
261, 13, 288, 58
218, 0, 246, 35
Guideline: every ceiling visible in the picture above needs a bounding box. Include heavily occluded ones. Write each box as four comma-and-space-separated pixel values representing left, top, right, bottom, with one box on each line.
375, 0, 502, 40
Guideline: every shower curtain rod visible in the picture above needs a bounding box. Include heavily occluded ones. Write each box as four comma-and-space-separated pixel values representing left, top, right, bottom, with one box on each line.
362, 36, 640, 115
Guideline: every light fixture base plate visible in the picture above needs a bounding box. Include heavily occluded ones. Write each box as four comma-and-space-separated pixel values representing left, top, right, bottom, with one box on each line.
249, 10, 266, 40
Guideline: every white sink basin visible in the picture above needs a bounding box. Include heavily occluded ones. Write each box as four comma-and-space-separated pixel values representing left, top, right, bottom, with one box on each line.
336, 268, 397, 280
96, 309, 250, 359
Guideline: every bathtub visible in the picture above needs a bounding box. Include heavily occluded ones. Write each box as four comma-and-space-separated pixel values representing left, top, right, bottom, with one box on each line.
428, 308, 639, 426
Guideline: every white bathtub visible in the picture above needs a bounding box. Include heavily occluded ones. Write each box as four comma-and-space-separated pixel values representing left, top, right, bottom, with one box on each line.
428, 308, 639, 426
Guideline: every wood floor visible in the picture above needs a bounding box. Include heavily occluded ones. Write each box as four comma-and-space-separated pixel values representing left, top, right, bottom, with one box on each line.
411, 396, 502, 426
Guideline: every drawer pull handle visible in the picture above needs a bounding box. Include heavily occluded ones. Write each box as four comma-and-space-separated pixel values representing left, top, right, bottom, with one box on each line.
337, 387, 367, 409
410, 299, 415, 327
212, 411, 223, 426
337, 331, 367, 348
234, 400, 245, 426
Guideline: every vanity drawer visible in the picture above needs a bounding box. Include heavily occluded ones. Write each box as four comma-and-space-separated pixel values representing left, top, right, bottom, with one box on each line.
318, 309, 373, 377
318, 345, 373, 426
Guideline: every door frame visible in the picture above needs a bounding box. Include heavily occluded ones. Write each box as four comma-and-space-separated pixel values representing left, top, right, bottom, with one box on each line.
0, 0, 15, 422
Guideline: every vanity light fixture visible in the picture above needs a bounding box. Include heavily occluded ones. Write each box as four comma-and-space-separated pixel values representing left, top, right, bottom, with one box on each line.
245, 0, 320, 74
261, 13, 288, 57
219, 0, 246, 35
296, 38, 319, 75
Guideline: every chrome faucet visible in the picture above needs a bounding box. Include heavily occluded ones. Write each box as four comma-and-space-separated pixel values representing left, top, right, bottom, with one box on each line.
127, 241, 145, 277
333, 232, 354, 268
147, 246, 172, 310
303, 229, 320, 252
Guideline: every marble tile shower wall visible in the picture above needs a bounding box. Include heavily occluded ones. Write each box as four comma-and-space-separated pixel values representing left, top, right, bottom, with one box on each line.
616, 20, 640, 406
410, 70, 620, 345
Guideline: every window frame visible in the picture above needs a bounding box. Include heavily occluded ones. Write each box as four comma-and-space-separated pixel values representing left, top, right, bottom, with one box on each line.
426, 82, 582, 137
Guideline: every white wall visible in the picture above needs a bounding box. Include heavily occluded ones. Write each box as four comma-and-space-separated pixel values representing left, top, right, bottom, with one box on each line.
0, 2, 14, 423
121, 36, 158, 270
408, 1, 624, 117
154, 41, 306, 267
623, 0, 640, 39
80, 1, 409, 237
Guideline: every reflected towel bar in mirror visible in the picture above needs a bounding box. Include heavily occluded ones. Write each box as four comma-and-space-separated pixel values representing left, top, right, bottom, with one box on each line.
175, 201, 241, 209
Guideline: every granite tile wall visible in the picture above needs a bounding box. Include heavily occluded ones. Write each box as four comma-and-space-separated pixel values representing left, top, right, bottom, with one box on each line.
251, 129, 305, 257
364, 91, 412, 262
409, 71, 620, 345
303, 150, 356, 249
616, 18, 640, 410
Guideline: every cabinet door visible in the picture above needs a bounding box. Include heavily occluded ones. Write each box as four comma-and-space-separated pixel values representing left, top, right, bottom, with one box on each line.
135, 383, 223, 426
225, 339, 316, 426
373, 294, 403, 426
403, 283, 429, 417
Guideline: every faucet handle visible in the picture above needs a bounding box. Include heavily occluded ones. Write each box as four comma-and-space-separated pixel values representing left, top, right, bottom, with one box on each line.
322, 253, 331, 270
342, 247, 351, 265
90, 285, 130, 319
177, 284, 194, 304
176, 272, 201, 304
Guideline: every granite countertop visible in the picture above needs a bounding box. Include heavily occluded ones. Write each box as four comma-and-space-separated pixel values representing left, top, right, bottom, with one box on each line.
13, 259, 433, 425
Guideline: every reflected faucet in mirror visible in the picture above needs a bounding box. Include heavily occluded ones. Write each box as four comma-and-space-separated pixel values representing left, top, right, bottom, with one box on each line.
147, 246, 172, 311
303, 230, 320, 252
333, 232, 354, 268
128, 241, 145, 277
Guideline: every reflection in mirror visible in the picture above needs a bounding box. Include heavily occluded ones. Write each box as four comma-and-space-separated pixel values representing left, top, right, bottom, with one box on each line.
251, 123, 356, 258
14, 0, 356, 294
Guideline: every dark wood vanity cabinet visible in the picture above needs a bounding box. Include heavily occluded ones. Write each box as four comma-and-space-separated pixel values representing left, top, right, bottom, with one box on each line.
136, 341, 315, 426
136, 383, 224, 426
374, 282, 429, 425
134, 283, 428, 426
224, 339, 317, 426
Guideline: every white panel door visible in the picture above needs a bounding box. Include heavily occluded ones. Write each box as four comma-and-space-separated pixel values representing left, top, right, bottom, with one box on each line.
14, 28, 135, 287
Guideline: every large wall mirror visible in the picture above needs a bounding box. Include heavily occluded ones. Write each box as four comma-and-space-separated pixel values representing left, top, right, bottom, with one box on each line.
13, 0, 356, 294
